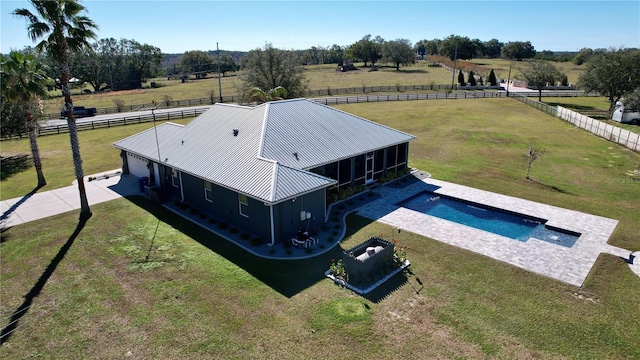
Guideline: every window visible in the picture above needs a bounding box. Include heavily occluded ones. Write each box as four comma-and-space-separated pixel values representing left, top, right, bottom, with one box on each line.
238, 193, 248, 217
204, 182, 213, 202
172, 169, 179, 187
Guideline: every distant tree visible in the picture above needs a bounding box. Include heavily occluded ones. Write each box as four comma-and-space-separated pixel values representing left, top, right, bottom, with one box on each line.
573, 47, 594, 65
468, 70, 477, 86
218, 54, 238, 76
127, 41, 163, 88
471, 38, 485, 58
69, 38, 116, 92
478, 75, 484, 86
534, 50, 556, 61
520, 60, 564, 101
422, 39, 441, 56
180, 50, 214, 79
483, 39, 503, 58
501, 41, 536, 61
524, 145, 545, 179
458, 70, 465, 85
347, 35, 384, 67
382, 39, 415, 70
488, 69, 498, 86
326, 44, 345, 64
623, 88, 640, 111
14, 0, 98, 221
560, 74, 569, 86
239, 43, 308, 100
578, 48, 640, 111
0, 51, 51, 186
439, 35, 475, 60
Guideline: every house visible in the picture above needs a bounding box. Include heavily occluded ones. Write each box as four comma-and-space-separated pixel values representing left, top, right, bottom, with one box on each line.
114, 98, 415, 246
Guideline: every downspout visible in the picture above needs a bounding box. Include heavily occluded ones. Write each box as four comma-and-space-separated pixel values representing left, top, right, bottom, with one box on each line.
179, 171, 185, 202
269, 204, 275, 247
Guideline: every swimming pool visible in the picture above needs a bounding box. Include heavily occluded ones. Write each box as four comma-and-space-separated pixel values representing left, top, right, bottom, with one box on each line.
397, 191, 580, 247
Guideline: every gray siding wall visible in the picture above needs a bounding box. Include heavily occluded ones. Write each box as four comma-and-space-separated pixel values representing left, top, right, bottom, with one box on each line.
180, 172, 272, 241
273, 189, 326, 242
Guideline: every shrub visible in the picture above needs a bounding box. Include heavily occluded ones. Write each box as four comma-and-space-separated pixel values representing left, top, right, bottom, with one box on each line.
469, 71, 477, 86
488, 69, 497, 86
207, 89, 217, 104
163, 94, 173, 107
458, 70, 465, 85
113, 98, 125, 112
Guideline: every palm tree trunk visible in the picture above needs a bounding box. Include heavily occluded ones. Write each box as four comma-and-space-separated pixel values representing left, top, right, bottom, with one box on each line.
25, 107, 46, 187
60, 62, 92, 221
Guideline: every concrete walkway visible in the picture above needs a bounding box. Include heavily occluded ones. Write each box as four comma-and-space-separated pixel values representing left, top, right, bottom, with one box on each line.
0, 169, 137, 228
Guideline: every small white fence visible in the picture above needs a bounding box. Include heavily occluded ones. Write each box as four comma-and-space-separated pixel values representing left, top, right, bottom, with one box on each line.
557, 106, 640, 152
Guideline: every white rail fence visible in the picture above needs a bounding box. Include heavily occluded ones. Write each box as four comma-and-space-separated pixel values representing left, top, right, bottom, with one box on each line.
557, 106, 640, 152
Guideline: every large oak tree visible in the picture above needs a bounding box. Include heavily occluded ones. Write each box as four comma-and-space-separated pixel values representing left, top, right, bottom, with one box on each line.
578, 48, 640, 111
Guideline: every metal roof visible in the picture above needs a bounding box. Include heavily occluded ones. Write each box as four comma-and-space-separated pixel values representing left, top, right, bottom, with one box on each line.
260, 99, 416, 169
114, 99, 415, 204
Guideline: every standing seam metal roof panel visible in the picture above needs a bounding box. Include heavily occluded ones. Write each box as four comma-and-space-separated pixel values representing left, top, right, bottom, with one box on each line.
260, 99, 415, 169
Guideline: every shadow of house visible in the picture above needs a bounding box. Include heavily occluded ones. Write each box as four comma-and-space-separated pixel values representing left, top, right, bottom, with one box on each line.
119, 195, 352, 297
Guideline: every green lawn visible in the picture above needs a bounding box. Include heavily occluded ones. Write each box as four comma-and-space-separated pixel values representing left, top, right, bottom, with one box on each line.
0, 117, 193, 199
1, 98, 639, 359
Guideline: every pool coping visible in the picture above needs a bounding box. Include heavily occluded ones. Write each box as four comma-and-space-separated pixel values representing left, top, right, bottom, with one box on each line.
356, 173, 632, 287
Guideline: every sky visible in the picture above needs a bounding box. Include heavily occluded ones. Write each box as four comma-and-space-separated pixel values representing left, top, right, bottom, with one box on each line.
1, 0, 639, 54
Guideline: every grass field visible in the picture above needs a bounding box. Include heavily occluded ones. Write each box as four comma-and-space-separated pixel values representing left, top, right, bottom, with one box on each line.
42, 62, 459, 113
1, 98, 639, 358
0, 117, 194, 199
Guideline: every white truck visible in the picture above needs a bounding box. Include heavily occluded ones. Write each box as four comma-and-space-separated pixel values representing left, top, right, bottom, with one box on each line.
612, 101, 640, 124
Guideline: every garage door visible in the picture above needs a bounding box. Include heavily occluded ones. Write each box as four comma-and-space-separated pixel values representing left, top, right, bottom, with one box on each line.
127, 153, 149, 178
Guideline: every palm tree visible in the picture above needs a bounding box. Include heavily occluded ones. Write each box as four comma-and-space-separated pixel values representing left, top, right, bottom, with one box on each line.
14, 0, 98, 221
0, 51, 51, 187
247, 86, 288, 104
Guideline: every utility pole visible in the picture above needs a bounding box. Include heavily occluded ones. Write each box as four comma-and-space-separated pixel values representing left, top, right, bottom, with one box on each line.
506, 64, 512, 97
450, 41, 458, 90
217, 42, 223, 103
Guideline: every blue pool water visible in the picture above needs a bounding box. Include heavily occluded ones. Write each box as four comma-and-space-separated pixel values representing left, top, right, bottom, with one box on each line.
397, 191, 580, 247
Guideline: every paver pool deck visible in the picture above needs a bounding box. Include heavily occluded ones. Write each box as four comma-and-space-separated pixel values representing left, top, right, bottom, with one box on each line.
357, 171, 632, 287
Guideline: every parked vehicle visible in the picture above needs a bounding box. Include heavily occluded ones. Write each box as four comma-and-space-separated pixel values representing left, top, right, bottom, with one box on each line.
60, 106, 97, 119
612, 101, 640, 124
